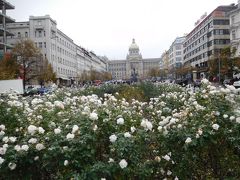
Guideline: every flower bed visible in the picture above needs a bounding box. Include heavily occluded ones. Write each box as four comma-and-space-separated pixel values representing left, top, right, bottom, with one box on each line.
0, 81, 240, 179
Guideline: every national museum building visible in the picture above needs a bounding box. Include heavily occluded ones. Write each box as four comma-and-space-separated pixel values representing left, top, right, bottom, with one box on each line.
108, 39, 161, 80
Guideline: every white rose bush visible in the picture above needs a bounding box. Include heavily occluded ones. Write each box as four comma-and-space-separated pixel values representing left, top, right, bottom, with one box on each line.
0, 82, 240, 179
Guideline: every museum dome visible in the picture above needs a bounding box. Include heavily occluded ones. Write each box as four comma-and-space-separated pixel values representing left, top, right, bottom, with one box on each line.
129, 38, 139, 50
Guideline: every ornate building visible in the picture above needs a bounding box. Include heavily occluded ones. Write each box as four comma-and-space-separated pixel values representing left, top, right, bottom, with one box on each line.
108, 39, 161, 80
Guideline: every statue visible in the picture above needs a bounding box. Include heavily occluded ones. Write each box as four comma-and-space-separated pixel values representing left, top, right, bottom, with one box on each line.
131, 68, 138, 82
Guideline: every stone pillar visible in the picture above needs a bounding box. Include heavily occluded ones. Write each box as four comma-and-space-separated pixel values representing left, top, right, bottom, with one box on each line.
192, 70, 197, 81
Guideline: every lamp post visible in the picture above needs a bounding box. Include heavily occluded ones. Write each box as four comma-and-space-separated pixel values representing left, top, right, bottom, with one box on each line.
218, 53, 221, 84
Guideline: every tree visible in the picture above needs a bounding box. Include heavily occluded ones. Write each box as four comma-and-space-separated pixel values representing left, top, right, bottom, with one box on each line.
0, 54, 19, 80
147, 68, 160, 78
38, 58, 56, 86
12, 39, 41, 90
208, 46, 240, 80
101, 71, 112, 81
89, 68, 99, 81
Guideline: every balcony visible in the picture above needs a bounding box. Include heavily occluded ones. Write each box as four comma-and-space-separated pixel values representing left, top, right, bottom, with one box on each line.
0, 13, 15, 23
0, 27, 14, 36
0, 0, 14, 10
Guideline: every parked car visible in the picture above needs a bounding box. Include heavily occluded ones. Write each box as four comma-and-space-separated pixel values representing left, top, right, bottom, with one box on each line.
223, 79, 234, 86
24, 86, 39, 96
233, 80, 240, 88
38, 87, 49, 95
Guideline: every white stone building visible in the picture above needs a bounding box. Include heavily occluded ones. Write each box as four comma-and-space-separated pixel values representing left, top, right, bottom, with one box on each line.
108, 39, 161, 80
229, 1, 240, 57
168, 36, 186, 78
6, 15, 107, 84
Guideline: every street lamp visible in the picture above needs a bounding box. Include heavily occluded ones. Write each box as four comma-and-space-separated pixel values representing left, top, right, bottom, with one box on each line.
218, 53, 221, 84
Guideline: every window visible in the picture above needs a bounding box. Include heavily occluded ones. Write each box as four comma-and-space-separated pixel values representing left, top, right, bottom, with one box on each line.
25, 32, 28, 38
231, 15, 235, 24
38, 31, 42, 37
176, 51, 181, 55
44, 42, 46, 48
44, 31, 46, 37
213, 19, 229, 25
17, 32, 21, 38
175, 45, 181, 50
39, 42, 42, 48
232, 30, 236, 40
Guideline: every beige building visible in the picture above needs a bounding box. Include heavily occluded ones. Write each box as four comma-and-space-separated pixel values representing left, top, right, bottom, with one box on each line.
160, 50, 170, 78
108, 39, 161, 80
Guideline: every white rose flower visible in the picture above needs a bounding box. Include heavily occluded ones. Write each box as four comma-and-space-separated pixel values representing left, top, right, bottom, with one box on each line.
89, 112, 98, 120
236, 117, 240, 124
28, 125, 37, 135
158, 126, 163, 132
0, 124, 5, 131
21, 145, 29, 151
155, 156, 161, 162
72, 125, 79, 134
146, 121, 153, 131
185, 137, 192, 144
36, 143, 45, 151
167, 170, 172, 176
141, 119, 153, 131
64, 160, 69, 166
198, 129, 203, 135
124, 132, 131, 138
117, 117, 124, 125
9, 136, 17, 143
28, 138, 37, 144
108, 158, 114, 163
162, 155, 171, 161
14, 145, 21, 152
54, 101, 64, 109
119, 159, 128, 169
0, 131, 5, 136
34, 156, 39, 161
223, 114, 228, 119
130, 126, 136, 133
0, 147, 7, 155
0, 157, 4, 165
3, 144, 8, 149
38, 127, 45, 134
8, 162, 16, 170
66, 133, 75, 140
2, 136, 9, 143
212, 124, 220, 131
109, 134, 117, 143
215, 111, 220, 116
54, 128, 61, 134
93, 125, 98, 131
229, 116, 235, 121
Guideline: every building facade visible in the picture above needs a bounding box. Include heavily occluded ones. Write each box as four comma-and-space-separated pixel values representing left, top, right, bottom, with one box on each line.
183, 4, 237, 78
0, 0, 15, 54
168, 36, 186, 79
160, 50, 170, 78
108, 39, 161, 80
6, 15, 107, 84
229, 1, 240, 57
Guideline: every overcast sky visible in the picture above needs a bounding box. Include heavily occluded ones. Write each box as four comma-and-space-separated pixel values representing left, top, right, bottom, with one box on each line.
7, 0, 237, 60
